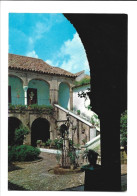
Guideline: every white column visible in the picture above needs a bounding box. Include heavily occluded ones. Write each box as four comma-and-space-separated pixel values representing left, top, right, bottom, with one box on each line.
23, 86, 28, 106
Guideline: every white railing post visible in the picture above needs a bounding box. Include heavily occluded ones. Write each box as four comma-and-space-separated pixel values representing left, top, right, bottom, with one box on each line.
23, 86, 28, 106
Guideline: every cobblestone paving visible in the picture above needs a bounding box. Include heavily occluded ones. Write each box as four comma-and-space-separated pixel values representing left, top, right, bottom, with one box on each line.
8, 152, 85, 191
8, 152, 127, 191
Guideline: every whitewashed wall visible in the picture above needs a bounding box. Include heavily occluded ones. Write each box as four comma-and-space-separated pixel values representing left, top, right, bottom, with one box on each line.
73, 84, 100, 131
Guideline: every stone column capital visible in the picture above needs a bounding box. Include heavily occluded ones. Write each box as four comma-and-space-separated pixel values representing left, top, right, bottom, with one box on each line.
23, 86, 28, 91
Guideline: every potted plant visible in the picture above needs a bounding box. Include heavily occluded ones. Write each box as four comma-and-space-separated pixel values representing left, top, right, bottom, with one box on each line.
77, 110, 81, 115
36, 140, 42, 148
41, 142, 45, 148
45, 139, 52, 149
68, 150, 76, 169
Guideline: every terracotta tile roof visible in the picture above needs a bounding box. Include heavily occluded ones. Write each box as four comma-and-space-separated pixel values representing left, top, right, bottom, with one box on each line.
8, 53, 76, 78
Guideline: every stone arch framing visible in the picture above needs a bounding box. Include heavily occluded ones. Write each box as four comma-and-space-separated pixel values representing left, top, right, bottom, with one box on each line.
31, 117, 50, 147
28, 77, 51, 87
8, 73, 24, 84
58, 80, 71, 89
8, 75, 24, 105
28, 78, 50, 105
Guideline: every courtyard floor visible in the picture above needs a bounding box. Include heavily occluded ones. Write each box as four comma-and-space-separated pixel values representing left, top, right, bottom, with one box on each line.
8, 152, 85, 191
8, 152, 127, 191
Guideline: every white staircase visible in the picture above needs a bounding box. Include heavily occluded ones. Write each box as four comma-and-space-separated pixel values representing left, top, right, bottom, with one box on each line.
84, 134, 100, 150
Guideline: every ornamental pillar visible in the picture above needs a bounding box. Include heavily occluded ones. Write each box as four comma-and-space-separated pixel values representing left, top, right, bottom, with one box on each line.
23, 86, 28, 106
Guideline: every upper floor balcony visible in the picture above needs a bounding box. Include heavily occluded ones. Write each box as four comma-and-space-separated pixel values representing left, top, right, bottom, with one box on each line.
8, 75, 72, 111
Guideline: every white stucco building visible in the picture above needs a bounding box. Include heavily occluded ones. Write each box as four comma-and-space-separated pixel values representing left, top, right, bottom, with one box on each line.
73, 75, 100, 132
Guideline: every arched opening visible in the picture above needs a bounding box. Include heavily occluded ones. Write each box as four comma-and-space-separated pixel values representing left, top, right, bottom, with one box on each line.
8, 117, 22, 145
31, 118, 50, 147
64, 14, 127, 190
28, 79, 50, 106
8, 76, 24, 105
58, 82, 70, 109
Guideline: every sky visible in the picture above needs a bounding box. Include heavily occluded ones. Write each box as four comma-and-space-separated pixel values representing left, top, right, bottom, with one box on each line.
9, 13, 90, 75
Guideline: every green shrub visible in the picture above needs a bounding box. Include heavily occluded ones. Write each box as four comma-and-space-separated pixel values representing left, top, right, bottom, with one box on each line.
8, 145, 40, 162
120, 110, 127, 148
69, 138, 73, 148
8, 104, 26, 112
36, 140, 42, 144
16, 105, 26, 111
29, 104, 54, 115
14, 125, 29, 145
50, 140, 55, 148
68, 151, 76, 164
41, 142, 46, 147
74, 77, 90, 87
9, 104, 16, 110
8, 146, 17, 162
54, 138, 63, 149
45, 139, 52, 146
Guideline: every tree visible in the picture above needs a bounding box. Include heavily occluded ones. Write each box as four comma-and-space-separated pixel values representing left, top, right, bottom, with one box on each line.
120, 110, 127, 149
14, 125, 29, 145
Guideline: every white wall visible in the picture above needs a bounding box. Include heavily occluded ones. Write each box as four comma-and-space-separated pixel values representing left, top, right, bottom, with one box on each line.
73, 84, 100, 131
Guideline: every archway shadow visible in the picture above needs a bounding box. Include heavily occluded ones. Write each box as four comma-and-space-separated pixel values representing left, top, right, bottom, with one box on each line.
8, 163, 23, 172
64, 14, 127, 191
8, 181, 29, 191
8, 117, 22, 146
31, 118, 50, 147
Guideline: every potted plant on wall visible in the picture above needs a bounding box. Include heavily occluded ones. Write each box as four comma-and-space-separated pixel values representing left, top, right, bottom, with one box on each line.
77, 110, 81, 115
36, 140, 42, 148
45, 139, 52, 149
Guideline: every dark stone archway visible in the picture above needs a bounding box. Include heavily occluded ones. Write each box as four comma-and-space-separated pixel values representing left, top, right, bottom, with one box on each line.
31, 118, 50, 147
8, 117, 22, 145
64, 14, 127, 191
